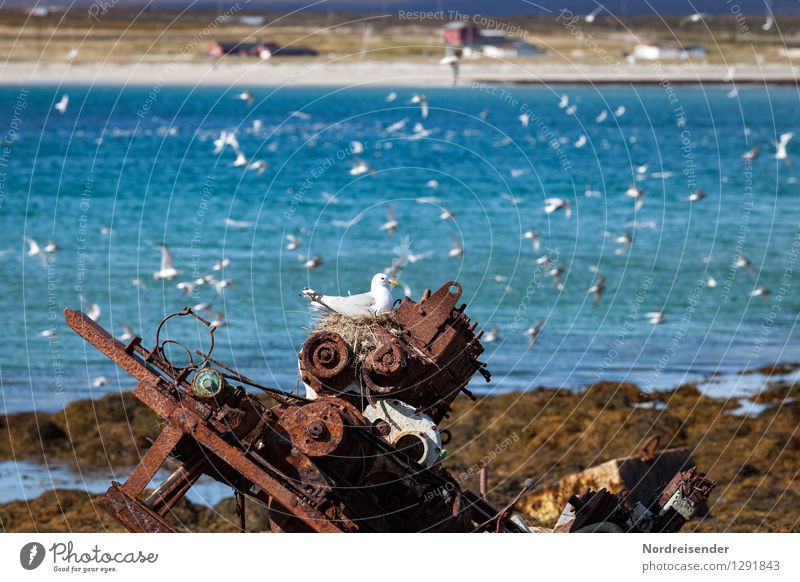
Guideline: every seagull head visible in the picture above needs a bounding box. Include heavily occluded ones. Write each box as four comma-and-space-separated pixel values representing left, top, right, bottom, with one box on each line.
371, 273, 399, 292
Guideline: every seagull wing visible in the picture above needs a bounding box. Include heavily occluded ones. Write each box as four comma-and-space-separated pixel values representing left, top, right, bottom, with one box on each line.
23, 236, 40, 255
160, 245, 174, 271
304, 290, 376, 316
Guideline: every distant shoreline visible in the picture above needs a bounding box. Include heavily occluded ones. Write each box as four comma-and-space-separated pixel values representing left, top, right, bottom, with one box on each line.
0, 60, 796, 87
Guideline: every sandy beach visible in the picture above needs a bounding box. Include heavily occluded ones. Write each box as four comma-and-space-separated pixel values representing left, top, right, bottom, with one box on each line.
0, 60, 796, 86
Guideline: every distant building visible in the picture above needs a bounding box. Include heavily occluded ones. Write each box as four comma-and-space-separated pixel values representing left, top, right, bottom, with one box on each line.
442, 22, 543, 58
207, 40, 317, 59
632, 43, 707, 61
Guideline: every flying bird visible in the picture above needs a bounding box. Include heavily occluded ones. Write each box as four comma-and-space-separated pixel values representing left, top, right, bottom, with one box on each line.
547, 262, 566, 290
645, 311, 666, 325
483, 324, 500, 343
775, 132, 793, 161
119, 323, 134, 341
214, 279, 235, 294
349, 158, 375, 176
625, 184, 645, 210
735, 253, 753, 277
79, 295, 101, 322
153, 244, 179, 280
410, 94, 429, 119
687, 188, 705, 202
584, 6, 603, 23
380, 204, 399, 236
303, 255, 323, 271
448, 234, 464, 258
331, 216, 363, 228
587, 271, 606, 306
524, 318, 544, 347
584, 182, 603, 198
286, 234, 301, 251
438, 207, 455, 221
544, 197, 572, 219
22, 235, 43, 257
522, 229, 541, 252
237, 91, 255, 106
246, 160, 268, 174
54, 95, 69, 114
440, 53, 460, 85
301, 273, 398, 316
587, 274, 606, 306
176, 281, 194, 295
232, 150, 248, 167
742, 145, 759, 161
224, 218, 255, 229
679, 12, 708, 26
212, 258, 230, 271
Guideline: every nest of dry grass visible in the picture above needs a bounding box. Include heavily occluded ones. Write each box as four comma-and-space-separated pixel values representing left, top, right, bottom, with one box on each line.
310, 312, 404, 362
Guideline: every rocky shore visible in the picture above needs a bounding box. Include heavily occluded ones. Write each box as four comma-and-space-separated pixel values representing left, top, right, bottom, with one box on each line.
1, 374, 798, 532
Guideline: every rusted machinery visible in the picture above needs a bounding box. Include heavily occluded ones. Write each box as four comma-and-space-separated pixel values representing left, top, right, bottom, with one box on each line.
299, 281, 489, 424
553, 468, 717, 533
64, 279, 715, 533
63, 281, 528, 533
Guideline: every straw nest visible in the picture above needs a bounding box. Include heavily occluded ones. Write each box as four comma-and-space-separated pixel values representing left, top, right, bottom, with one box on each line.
310, 312, 404, 362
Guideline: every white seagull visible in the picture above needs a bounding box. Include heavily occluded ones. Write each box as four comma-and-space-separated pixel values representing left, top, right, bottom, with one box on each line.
54, 95, 69, 114
544, 197, 572, 219
410, 94, 429, 119
775, 132, 793, 161
524, 318, 544, 347
448, 234, 464, 258
286, 234, 301, 251
301, 273, 398, 316
523, 229, 541, 251
153, 244, 179, 280
625, 184, 645, 210
380, 204, 399, 236
79, 295, 101, 322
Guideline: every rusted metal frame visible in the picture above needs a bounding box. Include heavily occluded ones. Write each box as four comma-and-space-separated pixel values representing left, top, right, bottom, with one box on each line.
194, 349, 307, 405
462, 490, 506, 530
98, 482, 177, 533
166, 406, 345, 533
122, 423, 184, 497
64, 309, 161, 384
144, 450, 209, 516
134, 343, 193, 391
64, 308, 193, 395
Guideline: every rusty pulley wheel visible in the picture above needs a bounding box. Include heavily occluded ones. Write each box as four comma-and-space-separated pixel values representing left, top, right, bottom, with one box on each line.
301, 331, 351, 380
281, 401, 346, 458
362, 340, 408, 394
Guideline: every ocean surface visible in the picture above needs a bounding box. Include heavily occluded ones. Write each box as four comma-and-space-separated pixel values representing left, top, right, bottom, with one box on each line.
1, 84, 799, 414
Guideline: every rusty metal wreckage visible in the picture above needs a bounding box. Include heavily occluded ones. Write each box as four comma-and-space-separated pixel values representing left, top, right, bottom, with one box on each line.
64, 280, 716, 533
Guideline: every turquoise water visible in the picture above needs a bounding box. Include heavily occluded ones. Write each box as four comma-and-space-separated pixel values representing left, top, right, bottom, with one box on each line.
1, 84, 798, 413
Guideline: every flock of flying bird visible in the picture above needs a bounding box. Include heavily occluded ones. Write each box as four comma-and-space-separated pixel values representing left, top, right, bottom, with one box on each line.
30, 84, 791, 355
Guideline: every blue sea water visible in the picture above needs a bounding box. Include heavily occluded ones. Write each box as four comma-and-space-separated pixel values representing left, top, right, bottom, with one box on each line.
1, 84, 799, 414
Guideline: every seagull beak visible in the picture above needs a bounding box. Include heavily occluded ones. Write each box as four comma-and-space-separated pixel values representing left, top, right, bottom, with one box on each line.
389, 279, 399, 286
